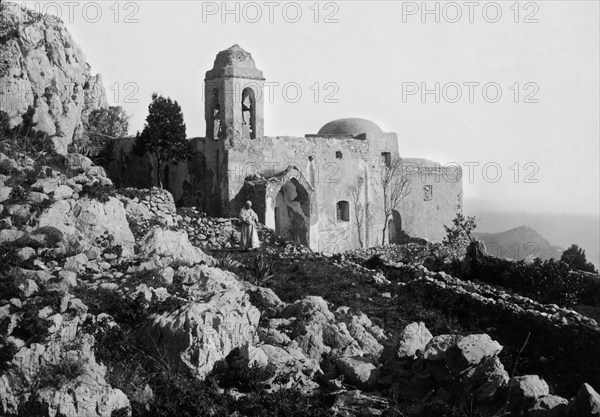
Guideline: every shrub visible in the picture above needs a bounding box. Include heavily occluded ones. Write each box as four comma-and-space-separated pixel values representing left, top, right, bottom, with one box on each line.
442, 214, 477, 259
80, 183, 114, 202
209, 350, 274, 393
0, 338, 19, 372
466, 256, 592, 306
36, 357, 87, 389
12, 308, 52, 344
247, 253, 274, 286
26, 226, 64, 248
215, 252, 243, 270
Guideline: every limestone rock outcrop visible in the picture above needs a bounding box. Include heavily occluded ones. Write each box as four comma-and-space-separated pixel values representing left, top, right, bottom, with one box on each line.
141, 265, 260, 379
37, 195, 135, 257
0, 3, 107, 153
139, 228, 215, 267
0, 314, 130, 416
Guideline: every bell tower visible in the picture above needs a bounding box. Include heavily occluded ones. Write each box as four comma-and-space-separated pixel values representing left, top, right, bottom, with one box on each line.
204, 44, 265, 145
203, 45, 265, 216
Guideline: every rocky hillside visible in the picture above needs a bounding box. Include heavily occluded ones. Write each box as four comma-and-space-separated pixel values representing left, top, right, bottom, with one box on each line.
1, 141, 599, 416
0, 2, 107, 154
473, 226, 563, 261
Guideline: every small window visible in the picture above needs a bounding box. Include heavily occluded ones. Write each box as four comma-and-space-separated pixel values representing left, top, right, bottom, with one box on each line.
336, 201, 350, 222
381, 152, 391, 168
423, 185, 433, 201
335, 151, 343, 159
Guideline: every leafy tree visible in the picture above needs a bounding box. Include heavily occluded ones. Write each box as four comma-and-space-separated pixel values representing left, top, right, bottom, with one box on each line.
561, 244, 597, 273
380, 153, 411, 245
443, 213, 477, 257
77, 106, 130, 157
134, 93, 188, 188
87, 106, 129, 140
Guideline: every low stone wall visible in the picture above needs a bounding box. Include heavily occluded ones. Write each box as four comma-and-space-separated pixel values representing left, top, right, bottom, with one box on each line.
404, 271, 600, 394
177, 207, 239, 250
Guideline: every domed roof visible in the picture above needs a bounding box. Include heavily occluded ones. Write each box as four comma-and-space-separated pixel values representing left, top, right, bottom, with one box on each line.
317, 118, 383, 137
206, 44, 264, 80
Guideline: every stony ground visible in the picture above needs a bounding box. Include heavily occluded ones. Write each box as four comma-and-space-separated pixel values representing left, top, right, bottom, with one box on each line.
1, 149, 599, 417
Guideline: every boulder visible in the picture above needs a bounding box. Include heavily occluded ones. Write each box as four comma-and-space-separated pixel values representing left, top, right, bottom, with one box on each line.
396, 322, 433, 359
52, 184, 74, 200
569, 383, 600, 416
64, 253, 88, 272
508, 375, 551, 411
158, 267, 174, 286
66, 154, 94, 173
139, 228, 214, 266
0, 333, 128, 417
336, 356, 381, 390
529, 395, 568, 417
331, 390, 389, 417
334, 307, 387, 358
141, 266, 259, 378
0, 185, 11, 203
446, 334, 503, 374
423, 334, 462, 361
0, 229, 26, 243
37, 197, 135, 256
467, 356, 509, 402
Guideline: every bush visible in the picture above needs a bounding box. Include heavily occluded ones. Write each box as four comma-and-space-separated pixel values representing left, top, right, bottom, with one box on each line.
247, 253, 274, 286
80, 183, 115, 202
12, 308, 52, 344
442, 214, 477, 259
466, 256, 592, 306
0, 338, 19, 372
209, 349, 274, 393
36, 357, 87, 389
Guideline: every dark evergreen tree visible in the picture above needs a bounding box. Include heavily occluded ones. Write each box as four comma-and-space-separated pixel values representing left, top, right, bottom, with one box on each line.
561, 244, 597, 273
134, 93, 188, 188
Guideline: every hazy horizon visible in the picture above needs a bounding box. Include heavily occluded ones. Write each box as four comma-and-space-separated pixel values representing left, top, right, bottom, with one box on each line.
17, 1, 600, 219
466, 199, 600, 268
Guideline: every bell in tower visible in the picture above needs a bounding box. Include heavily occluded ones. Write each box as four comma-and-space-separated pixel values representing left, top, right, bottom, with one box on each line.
204, 44, 265, 146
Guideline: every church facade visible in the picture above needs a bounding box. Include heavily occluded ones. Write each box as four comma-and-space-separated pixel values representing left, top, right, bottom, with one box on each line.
108, 45, 463, 253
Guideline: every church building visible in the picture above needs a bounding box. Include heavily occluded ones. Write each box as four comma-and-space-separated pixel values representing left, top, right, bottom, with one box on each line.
109, 45, 463, 253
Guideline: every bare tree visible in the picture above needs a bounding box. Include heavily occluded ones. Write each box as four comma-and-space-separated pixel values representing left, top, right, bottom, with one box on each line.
348, 176, 365, 248
380, 153, 411, 245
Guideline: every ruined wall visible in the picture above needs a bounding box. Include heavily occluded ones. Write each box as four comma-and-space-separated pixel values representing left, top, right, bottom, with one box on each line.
399, 158, 463, 242
106, 137, 203, 206
226, 135, 382, 253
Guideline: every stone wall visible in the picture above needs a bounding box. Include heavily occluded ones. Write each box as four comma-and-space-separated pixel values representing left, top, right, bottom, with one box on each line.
399, 158, 463, 243
106, 138, 203, 206
105, 133, 464, 252
403, 271, 600, 393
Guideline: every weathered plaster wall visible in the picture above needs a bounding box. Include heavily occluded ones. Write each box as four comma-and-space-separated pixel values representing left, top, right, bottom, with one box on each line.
226, 135, 386, 253
105, 136, 463, 250
399, 158, 463, 242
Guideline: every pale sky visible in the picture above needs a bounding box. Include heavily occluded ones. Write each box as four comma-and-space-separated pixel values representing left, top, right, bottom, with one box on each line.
22, 0, 600, 217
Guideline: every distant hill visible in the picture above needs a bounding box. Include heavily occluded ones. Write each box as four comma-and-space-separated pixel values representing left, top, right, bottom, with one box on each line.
472, 225, 563, 261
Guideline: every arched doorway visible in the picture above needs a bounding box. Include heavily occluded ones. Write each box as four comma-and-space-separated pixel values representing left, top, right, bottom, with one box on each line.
274, 178, 310, 246
388, 210, 402, 244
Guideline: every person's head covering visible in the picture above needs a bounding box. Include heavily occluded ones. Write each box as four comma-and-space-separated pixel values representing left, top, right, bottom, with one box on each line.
245, 200, 252, 209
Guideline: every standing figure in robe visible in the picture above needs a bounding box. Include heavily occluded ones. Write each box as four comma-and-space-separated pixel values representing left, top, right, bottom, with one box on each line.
239, 200, 260, 250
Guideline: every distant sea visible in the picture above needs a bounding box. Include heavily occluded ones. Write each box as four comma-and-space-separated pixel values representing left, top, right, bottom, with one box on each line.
465, 207, 600, 269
